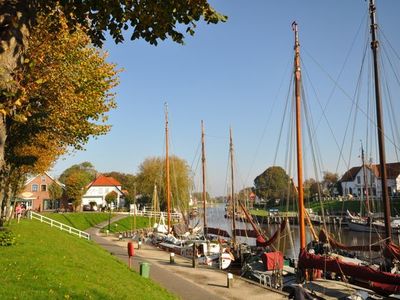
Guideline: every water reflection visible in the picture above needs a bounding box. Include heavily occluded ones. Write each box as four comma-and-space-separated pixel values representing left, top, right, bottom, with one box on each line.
194, 203, 399, 259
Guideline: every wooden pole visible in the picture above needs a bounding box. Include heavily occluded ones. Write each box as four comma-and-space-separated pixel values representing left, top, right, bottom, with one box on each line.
292, 21, 306, 250
201, 120, 207, 234
229, 127, 236, 247
165, 103, 171, 234
369, 0, 392, 240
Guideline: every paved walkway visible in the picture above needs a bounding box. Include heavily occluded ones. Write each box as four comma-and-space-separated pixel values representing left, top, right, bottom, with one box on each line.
86, 216, 287, 300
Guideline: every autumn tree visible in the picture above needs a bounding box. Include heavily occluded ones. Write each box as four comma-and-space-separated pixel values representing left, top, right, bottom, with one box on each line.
322, 171, 339, 196
0, 1, 226, 224
238, 187, 254, 202
136, 156, 192, 212
0, 11, 118, 223
59, 162, 97, 186
48, 182, 64, 209
254, 166, 293, 202
105, 191, 118, 207
60, 162, 97, 212
0, 1, 226, 162
63, 171, 90, 212
103, 172, 136, 204
304, 178, 321, 201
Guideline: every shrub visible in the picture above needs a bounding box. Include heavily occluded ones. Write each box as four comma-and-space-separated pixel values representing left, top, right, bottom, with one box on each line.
0, 229, 16, 246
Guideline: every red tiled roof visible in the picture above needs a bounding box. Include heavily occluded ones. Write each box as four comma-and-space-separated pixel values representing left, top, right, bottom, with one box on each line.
89, 175, 121, 187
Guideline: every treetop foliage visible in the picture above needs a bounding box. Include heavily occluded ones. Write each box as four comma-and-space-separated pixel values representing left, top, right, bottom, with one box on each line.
136, 155, 192, 210
52, 0, 228, 46
254, 166, 294, 201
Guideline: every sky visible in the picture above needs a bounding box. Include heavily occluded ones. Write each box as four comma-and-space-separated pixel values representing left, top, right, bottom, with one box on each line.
51, 1, 400, 196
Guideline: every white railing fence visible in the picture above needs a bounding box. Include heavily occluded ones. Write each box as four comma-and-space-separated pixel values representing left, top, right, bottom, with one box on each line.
28, 211, 90, 240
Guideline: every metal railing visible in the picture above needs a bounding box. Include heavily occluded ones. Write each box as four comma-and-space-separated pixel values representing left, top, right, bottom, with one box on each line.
28, 211, 90, 240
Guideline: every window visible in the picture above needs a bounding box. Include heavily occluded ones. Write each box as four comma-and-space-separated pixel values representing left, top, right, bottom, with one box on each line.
357, 176, 361, 184
43, 199, 61, 210
32, 184, 39, 192
41, 175, 46, 182
41, 184, 47, 192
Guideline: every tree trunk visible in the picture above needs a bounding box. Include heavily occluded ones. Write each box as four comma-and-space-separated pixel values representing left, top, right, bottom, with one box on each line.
0, 1, 32, 225
0, 118, 6, 226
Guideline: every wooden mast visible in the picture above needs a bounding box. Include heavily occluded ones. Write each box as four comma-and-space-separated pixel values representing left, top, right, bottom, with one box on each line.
229, 127, 237, 246
369, 0, 392, 241
165, 103, 171, 234
361, 142, 371, 214
292, 21, 306, 250
201, 120, 207, 234
152, 184, 158, 226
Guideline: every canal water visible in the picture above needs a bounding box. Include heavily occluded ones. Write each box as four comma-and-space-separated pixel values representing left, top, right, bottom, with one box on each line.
195, 203, 399, 260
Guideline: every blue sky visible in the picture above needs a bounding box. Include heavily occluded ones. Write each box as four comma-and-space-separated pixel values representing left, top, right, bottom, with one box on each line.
51, 1, 400, 196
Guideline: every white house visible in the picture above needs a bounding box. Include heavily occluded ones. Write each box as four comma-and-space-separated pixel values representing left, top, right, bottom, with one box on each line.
82, 175, 125, 208
340, 162, 400, 198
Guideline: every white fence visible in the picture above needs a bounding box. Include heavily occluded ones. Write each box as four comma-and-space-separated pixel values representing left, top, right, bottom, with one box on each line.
124, 209, 182, 220
28, 211, 90, 240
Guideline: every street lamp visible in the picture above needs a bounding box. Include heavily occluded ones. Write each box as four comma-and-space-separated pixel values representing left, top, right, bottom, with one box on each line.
108, 202, 111, 231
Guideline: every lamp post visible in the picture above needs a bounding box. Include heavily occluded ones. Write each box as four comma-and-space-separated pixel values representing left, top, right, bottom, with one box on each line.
108, 203, 111, 231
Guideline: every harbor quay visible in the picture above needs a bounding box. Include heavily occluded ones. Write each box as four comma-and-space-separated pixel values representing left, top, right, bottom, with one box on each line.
87, 225, 287, 299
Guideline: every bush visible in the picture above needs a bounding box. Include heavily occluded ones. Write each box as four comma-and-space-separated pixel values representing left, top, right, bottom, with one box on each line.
0, 229, 16, 246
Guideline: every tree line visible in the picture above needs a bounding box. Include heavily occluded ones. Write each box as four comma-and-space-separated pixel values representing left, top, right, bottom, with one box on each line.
243, 166, 340, 206
46, 156, 193, 213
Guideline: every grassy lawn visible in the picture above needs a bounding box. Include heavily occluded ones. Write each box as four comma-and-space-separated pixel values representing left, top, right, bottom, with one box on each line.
104, 216, 154, 233
0, 220, 177, 300
42, 212, 115, 231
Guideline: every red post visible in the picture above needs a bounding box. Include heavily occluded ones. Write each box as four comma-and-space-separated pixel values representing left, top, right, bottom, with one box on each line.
128, 242, 135, 269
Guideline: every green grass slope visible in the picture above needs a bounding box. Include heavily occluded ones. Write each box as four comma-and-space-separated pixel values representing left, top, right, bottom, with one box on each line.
0, 220, 177, 300
104, 216, 154, 233
42, 212, 114, 231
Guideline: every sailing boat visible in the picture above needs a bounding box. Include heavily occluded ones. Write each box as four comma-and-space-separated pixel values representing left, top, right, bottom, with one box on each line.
154, 116, 233, 269
292, 1, 400, 296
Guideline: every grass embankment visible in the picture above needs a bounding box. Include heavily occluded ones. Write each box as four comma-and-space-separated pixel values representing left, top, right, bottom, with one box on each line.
251, 199, 400, 216
42, 212, 115, 231
104, 216, 154, 233
0, 220, 177, 300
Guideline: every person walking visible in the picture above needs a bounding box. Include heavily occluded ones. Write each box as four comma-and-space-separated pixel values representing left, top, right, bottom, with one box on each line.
15, 203, 22, 223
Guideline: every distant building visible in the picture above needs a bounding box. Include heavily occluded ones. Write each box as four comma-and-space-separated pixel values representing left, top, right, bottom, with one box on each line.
16, 172, 66, 211
339, 162, 400, 198
82, 175, 125, 208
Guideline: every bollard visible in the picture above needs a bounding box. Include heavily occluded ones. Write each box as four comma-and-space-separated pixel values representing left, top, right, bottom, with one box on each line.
170, 252, 175, 264
140, 262, 150, 278
192, 243, 197, 268
106, 229, 109, 236
227, 273, 233, 288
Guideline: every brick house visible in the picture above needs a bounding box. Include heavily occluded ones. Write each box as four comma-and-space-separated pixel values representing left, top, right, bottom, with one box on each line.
16, 172, 66, 211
